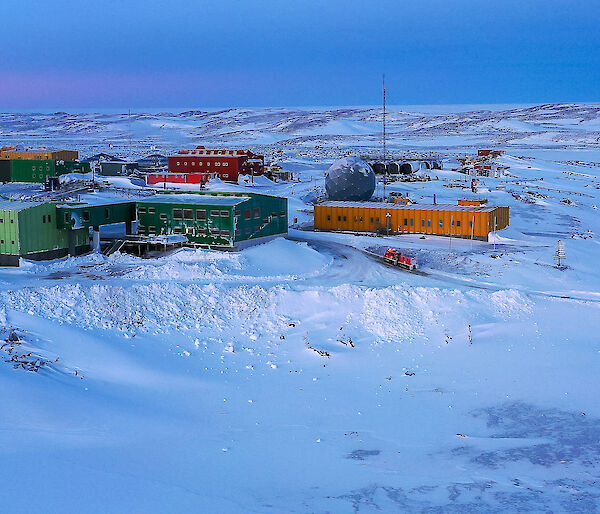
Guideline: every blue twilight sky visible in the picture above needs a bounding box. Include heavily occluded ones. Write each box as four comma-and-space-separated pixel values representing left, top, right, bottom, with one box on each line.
1, 0, 599, 109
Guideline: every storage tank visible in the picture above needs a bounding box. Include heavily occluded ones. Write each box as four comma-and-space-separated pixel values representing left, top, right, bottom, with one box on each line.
371, 162, 387, 175
325, 157, 376, 201
387, 162, 401, 174
399, 161, 421, 174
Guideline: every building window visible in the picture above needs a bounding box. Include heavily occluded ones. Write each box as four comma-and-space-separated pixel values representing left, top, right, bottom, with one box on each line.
410, 218, 414, 226
375, 217, 380, 224
48, 214, 51, 223
220, 230, 230, 236
223, 162, 229, 167
197, 210, 206, 220
160, 213, 167, 220
469, 220, 473, 228
421, 219, 425, 227
439, 220, 443, 227
210, 228, 220, 234
0, 218, 3, 223
280, 211, 286, 217
42, 215, 46, 223
403, 218, 408, 226
184, 161, 188, 166
370, 217, 374, 223
427, 219, 431, 227
215, 162, 221, 167
176, 162, 180, 166
197, 228, 206, 235
148, 207, 155, 214
327, 215, 331, 221
244, 209, 251, 220
220, 210, 229, 217
138, 207, 146, 214
222, 174, 229, 178
210, 210, 219, 217
83, 211, 90, 222
456, 220, 461, 227
234, 210, 241, 217
149, 225, 156, 233
338, 216, 342, 221
173, 226, 182, 234
0, 240, 3, 244
183, 209, 194, 220
173, 209, 183, 219
105, 208, 110, 219
343, 216, 347, 221
253, 208, 260, 219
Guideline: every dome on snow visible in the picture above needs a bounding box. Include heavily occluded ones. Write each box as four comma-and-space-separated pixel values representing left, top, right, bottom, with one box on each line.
325, 157, 375, 201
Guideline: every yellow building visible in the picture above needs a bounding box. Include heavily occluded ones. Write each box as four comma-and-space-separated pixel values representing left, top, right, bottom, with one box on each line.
314, 201, 509, 241
0, 148, 78, 161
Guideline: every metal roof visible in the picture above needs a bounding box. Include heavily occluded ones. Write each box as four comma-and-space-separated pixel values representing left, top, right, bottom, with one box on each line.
138, 194, 250, 206
317, 201, 499, 212
0, 198, 46, 211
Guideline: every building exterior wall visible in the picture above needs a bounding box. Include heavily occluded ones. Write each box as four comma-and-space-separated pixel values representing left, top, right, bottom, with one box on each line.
137, 192, 288, 247
0, 160, 10, 182
56, 161, 91, 175
0, 149, 78, 161
9, 160, 56, 183
0, 209, 19, 255
137, 200, 237, 246
168, 155, 243, 182
146, 172, 213, 185
0, 204, 89, 258
58, 202, 137, 230
314, 203, 509, 240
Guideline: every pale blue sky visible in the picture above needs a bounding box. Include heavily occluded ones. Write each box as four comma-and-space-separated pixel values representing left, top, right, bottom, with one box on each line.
1, 0, 598, 109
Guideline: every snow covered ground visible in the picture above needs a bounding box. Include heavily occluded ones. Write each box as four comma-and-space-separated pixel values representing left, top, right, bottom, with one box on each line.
1, 104, 600, 512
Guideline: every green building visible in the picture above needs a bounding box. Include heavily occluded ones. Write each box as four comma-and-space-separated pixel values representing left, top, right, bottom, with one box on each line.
136, 191, 288, 248
0, 199, 89, 266
0, 159, 91, 183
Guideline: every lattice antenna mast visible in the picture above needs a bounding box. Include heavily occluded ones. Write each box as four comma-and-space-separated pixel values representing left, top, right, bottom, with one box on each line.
382, 74, 387, 162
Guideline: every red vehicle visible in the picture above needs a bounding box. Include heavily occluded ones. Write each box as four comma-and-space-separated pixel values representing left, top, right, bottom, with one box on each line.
384, 248, 417, 270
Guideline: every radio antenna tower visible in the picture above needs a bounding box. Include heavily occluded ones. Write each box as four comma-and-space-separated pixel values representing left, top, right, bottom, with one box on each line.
382, 74, 387, 162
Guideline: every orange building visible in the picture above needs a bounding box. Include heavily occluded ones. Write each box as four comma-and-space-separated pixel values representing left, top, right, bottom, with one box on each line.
314, 201, 509, 241
0, 148, 78, 161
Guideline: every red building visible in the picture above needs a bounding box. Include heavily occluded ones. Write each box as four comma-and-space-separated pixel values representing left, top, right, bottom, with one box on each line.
167, 146, 264, 183
146, 172, 214, 186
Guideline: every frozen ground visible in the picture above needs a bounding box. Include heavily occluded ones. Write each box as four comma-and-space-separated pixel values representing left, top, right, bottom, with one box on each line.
1, 104, 600, 513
